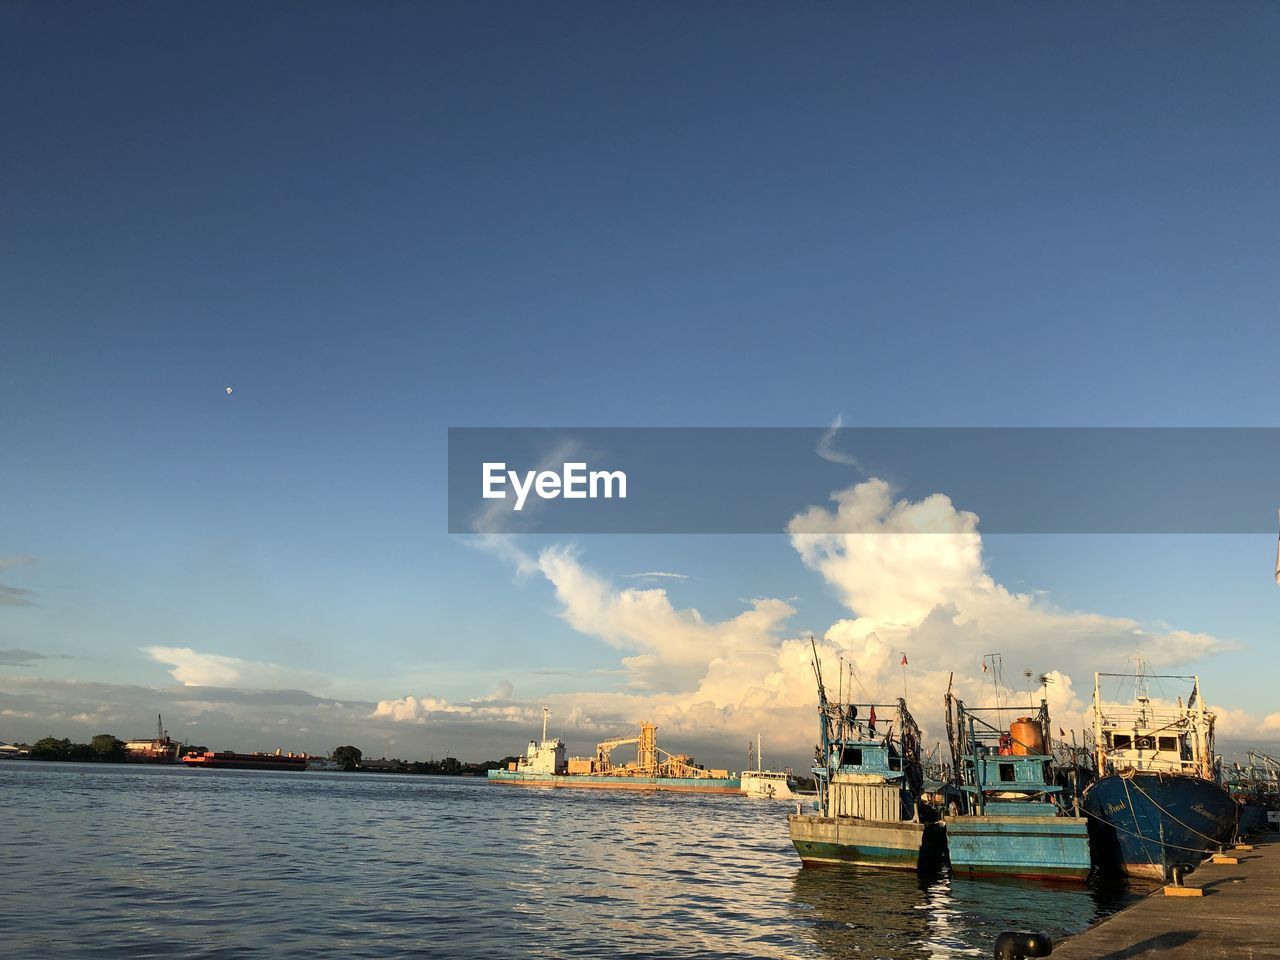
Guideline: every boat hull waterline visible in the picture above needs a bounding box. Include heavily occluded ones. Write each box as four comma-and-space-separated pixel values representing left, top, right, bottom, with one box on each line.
182, 751, 308, 772
789, 815, 944, 870
945, 814, 1092, 881
1083, 772, 1238, 881
488, 770, 741, 793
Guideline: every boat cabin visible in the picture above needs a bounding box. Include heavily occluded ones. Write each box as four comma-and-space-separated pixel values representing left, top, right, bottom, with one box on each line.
810, 698, 926, 823
1101, 725, 1192, 772
946, 698, 1064, 816
515, 706, 567, 775
1092, 676, 1216, 780
826, 734, 903, 781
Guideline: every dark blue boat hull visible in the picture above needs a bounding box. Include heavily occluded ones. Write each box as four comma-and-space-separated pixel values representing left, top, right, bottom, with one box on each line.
1083, 773, 1237, 882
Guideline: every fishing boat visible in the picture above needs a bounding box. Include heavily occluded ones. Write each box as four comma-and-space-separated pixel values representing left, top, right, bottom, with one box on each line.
943, 691, 1091, 882
789, 639, 944, 870
741, 735, 798, 800
1082, 671, 1238, 882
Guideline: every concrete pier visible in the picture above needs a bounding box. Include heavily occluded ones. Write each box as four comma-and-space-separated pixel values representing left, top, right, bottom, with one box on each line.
1051, 834, 1280, 959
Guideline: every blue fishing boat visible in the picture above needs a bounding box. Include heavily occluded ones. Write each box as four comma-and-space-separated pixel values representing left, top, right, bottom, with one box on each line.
943, 691, 1091, 882
1083, 671, 1238, 882
789, 640, 944, 871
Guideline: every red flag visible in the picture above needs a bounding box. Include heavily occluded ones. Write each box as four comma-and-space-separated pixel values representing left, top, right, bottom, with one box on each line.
868, 705, 877, 731
982, 660, 988, 672
1059, 728, 1066, 737
900, 653, 908, 667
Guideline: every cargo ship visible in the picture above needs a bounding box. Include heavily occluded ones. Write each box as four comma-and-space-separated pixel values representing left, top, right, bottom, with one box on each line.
1083, 670, 1238, 882
122, 714, 181, 764
487, 708, 740, 794
181, 749, 309, 772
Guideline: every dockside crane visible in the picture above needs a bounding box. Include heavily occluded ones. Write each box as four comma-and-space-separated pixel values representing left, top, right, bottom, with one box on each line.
592, 722, 722, 779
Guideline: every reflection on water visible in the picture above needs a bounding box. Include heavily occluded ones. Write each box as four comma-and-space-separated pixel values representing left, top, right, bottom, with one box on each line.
792, 864, 1135, 959
3, 763, 1134, 959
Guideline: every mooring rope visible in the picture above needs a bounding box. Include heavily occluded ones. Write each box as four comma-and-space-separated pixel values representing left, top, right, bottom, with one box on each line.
1128, 776, 1232, 846
1120, 773, 1161, 871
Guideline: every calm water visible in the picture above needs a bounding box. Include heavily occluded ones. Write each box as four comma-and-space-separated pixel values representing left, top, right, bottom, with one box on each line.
3, 763, 1134, 959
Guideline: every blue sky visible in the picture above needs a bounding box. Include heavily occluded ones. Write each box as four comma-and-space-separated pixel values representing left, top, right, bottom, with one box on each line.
2, 3, 1278, 764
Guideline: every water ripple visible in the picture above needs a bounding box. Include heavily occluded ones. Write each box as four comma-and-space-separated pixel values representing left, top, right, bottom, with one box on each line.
2, 763, 1132, 959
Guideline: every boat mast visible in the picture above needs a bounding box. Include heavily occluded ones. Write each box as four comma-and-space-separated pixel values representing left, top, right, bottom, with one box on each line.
541, 704, 550, 744
809, 637, 831, 812
1192, 675, 1211, 779
1093, 672, 1105, 776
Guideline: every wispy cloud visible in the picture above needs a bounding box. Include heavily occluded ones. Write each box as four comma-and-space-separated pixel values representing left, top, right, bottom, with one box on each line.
0, 555, 37, 607
816, 414, 862, 468
623, 571, 688, 582
470, 436, 585, 536
467, 533, 538, 580
0, 585, 35, 606
0, 648, 69, 666
464, 436, 590, 581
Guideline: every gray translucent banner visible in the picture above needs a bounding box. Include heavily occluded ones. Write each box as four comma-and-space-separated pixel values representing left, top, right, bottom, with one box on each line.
447, 428, 1280, 534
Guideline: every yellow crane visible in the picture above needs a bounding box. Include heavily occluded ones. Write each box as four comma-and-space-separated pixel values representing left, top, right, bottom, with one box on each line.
595, 722, 658, 774
593, 722, 725, 779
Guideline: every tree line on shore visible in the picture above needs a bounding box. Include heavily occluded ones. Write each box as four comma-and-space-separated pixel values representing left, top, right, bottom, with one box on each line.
15, 735, 519, 775
23, 735, 208, 762
334, 745, 521, 775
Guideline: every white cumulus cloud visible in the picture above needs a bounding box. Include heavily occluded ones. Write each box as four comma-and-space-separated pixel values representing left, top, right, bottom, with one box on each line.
537, 544, 796, 693
370, 694, 472, 722
142, 646, 309, 689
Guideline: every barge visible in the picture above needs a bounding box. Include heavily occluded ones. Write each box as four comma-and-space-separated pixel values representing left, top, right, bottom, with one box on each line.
181, 749, 309, 772
488, 708, 740, 794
